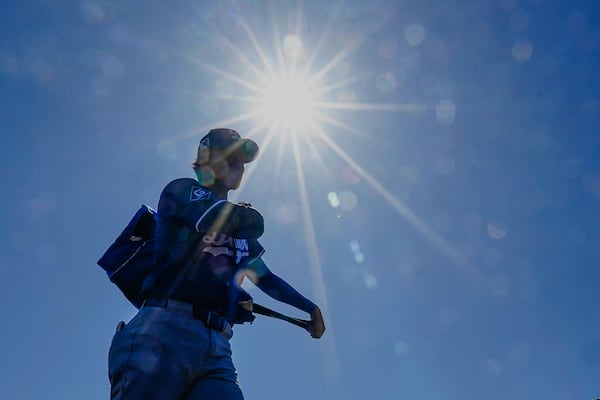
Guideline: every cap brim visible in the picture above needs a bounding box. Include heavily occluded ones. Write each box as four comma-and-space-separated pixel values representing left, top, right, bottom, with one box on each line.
227, 138, 259, 163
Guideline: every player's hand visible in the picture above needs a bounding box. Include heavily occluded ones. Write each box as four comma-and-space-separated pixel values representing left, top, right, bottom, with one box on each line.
238, 300, 253, 312
308, 306, 325, 339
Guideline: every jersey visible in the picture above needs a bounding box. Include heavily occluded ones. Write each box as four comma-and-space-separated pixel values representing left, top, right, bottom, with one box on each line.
143, 178, 264, 322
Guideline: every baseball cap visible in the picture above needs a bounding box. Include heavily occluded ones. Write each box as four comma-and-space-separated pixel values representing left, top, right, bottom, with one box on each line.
196, 128, 259, 164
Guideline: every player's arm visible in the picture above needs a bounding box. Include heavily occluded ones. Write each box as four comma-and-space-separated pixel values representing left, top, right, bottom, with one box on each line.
243, 257, 325, 338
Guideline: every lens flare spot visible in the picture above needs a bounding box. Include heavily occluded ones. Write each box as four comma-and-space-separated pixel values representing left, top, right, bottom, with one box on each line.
327, 192, 340, 208
138, 350, 161, 376
405, 24, 426, 46
512, 39, 533, 63
364, 273, 377, 290
487, 222, 507, 239
375, 72, 396, 93
394, 340, 410, 356
349, 240, 364, 263
282, 35, 304, 59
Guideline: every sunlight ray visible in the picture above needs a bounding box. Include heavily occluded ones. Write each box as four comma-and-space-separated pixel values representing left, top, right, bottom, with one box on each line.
307, 1, 403, 87
206, 109, 265, 130
142, 38, 270, 99
313, 112, 365, 136
155, 34, 271, 99
230, 122, 278, 201
298, 130, 337, 183
307, 36, 363, 86
162, 108, 265, 145
291, 131, 342, 400
310, 123, 479, 277
283, 1, 303, 79
271, 134, 288, 189
291, 134, 328, 310
183, 55, 266, 95
213, 94, 264, 104
237, 17, 277, 77
312, 72, 371, 97
314, 101, 428, 112
180, 9, 273, 87
299, 1, 342, 79
268, 1, 286, 77
216, 33, 273, 87
293, 0, 304, 37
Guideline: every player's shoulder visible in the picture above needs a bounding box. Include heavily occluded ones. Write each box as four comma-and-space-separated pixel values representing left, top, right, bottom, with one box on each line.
163, 177, 197, 191
162, 178, 215, 202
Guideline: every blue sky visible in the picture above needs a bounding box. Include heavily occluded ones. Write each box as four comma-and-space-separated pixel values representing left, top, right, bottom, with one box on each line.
1, 0, 599, 399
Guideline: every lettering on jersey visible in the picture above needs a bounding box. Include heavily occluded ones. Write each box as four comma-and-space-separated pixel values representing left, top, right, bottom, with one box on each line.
203, 247, 234, 257
190, 186, 211, 202
203, 232, 234, 247
203, 232, 250, 264
234, 239, 248, 251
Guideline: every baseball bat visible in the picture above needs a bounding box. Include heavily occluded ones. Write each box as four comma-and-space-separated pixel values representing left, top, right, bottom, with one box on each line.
252, 303, 311, 331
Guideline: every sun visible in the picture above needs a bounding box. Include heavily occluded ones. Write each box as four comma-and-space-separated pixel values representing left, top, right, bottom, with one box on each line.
256, 74, 319, 133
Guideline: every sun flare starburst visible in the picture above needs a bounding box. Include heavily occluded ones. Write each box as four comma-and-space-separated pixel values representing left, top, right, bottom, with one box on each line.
256, 74, 320, 133
176, 9, 469, 275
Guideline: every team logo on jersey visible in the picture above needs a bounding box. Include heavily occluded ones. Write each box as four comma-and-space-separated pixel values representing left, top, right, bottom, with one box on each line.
190, 186, 211, 201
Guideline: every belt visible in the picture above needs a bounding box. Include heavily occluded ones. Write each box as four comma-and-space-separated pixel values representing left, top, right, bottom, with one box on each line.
143, 298, 232, 336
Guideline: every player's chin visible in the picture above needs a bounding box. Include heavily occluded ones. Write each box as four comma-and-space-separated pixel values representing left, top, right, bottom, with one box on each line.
228, 179, 242, 190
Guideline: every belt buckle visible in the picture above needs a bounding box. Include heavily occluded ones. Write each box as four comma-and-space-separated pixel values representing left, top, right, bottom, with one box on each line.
206, 310, 225, 331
